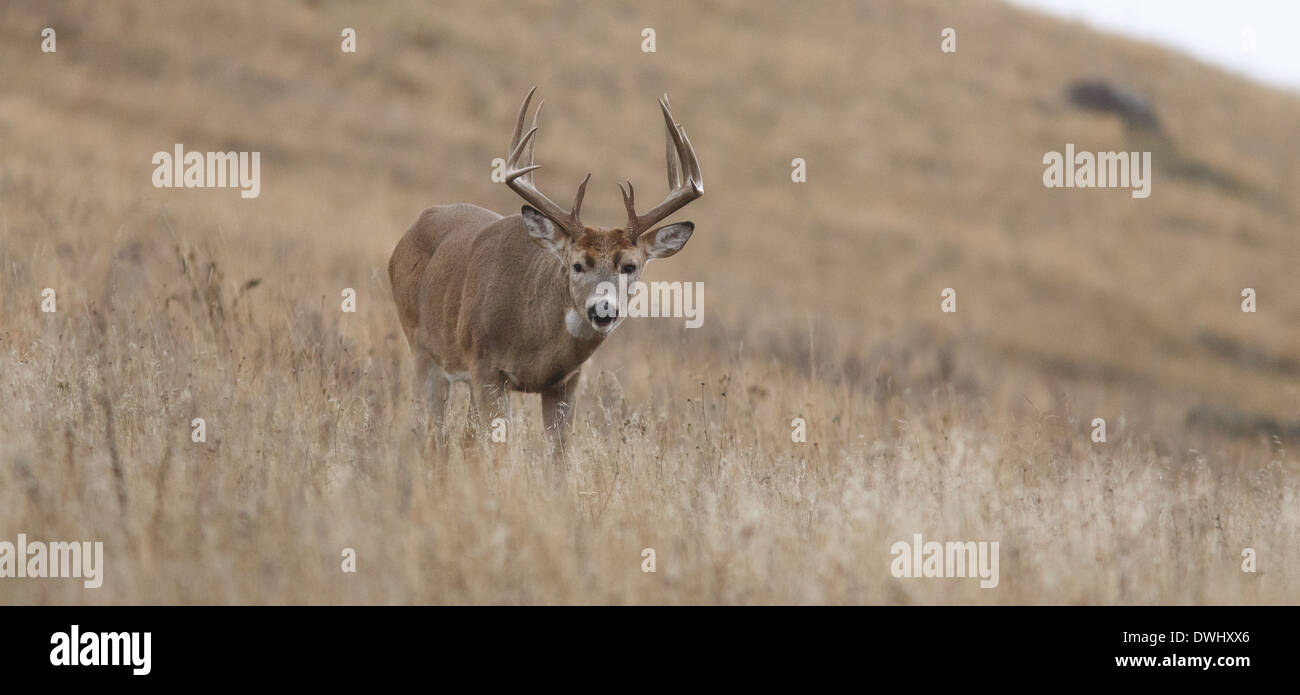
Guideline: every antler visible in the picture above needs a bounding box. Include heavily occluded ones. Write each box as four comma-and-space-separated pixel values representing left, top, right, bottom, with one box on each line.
504, 86, 590, 235
619, 94, 704, 239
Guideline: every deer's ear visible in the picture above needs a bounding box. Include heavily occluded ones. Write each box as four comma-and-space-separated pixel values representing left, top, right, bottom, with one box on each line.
639, 222, 694, 261
521, 206, 567, 259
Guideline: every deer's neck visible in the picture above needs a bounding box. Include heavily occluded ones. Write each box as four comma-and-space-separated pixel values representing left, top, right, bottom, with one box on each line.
565, 308, 597, 340
526, 253, 605, 362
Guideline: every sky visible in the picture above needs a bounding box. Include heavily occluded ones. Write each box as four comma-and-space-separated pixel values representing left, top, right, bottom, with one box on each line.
1006, 0, 1300, 93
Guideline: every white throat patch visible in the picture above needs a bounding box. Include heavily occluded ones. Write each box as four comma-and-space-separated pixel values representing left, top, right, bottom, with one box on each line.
565, 308, 596, 339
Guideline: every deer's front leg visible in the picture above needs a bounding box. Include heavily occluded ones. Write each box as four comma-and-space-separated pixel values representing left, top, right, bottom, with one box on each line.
468, 367, 509, 446
541, 371, 580, 456
413, 353, 451, 451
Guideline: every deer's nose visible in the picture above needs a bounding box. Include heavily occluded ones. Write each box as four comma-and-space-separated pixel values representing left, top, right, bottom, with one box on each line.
588, 297, 618, 326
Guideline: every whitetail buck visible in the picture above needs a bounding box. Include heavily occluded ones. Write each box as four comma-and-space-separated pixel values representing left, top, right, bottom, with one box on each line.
388, 87, 703, 451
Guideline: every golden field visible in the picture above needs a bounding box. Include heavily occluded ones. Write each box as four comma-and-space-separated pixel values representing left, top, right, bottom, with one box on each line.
0, 0, 1296, 603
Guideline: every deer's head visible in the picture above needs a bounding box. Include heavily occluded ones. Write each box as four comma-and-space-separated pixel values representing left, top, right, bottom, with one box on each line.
504, 87, 703, 335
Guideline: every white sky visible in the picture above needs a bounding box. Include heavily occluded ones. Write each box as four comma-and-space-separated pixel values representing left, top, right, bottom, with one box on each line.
1006, 0, 1300, 92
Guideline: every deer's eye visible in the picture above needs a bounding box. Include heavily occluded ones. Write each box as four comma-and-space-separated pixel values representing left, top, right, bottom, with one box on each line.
621, 264, 637, 274
571, 263, 584, 273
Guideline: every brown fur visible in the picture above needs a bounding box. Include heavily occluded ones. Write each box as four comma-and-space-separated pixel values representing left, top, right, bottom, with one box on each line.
389, 203, 632, 452
391, 90, 701, 455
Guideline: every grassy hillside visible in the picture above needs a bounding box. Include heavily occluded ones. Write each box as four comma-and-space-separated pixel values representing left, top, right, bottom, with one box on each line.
0, 0, 1296, 603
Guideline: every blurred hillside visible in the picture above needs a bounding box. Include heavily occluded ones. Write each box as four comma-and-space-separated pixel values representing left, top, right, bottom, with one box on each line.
3, 0, 1296, 433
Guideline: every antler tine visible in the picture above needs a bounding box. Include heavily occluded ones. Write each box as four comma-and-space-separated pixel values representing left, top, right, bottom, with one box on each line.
572, 173, 591, 219
502, 87, 586, 233
507, 126, 539, 168
660, 96, 687, 189
678, 124, 702, 187
523, 99, 543, 186
662, 95, 702, 189
619, 180, 636, 221
626, 96, 704, 237
662, 95, 682, 190
509, 86, 536, 156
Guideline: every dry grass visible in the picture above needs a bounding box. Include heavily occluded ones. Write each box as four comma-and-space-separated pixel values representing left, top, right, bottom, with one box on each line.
0, 0, 1296, 603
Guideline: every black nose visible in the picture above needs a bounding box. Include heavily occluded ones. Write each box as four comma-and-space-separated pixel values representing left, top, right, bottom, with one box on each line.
588, 299, 617, 326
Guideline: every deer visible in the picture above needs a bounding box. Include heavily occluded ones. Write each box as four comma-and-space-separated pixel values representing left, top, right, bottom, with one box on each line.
388, 87, 703, 454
